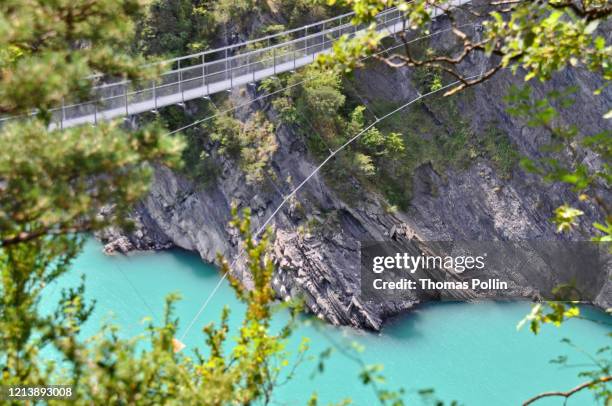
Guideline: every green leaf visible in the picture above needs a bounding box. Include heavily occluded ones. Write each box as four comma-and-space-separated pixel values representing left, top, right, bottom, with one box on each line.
584, 20, 599, 35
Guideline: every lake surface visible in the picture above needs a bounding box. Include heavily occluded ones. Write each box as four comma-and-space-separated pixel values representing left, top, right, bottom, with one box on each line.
41, 239, 611, 405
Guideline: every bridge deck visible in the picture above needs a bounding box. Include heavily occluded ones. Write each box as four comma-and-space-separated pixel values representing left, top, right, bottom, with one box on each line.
15, 1, 469, 129
58, 46, 327, 128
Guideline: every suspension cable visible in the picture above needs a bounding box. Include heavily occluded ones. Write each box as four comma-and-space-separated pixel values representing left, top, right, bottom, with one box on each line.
178, 72, 483, 342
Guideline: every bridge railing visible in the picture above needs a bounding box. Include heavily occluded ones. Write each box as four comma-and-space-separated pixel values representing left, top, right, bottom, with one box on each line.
6, 7, 405, 128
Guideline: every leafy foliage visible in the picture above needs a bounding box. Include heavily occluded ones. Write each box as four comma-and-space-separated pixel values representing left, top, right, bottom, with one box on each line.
156, 101, 221, 185
273, 66, 347, 139
517, 302, 581, 335
0, 1, 304, 404
0, 0, 156, 117
3, 200, 308, 403
211, 111, 278, 184
505, 85, 611, 242
263, 65, 518, 208
211, 0, 257, 26
321, 0, 611, 96
0, 0, 183, 400
549, 337, 612, 404
499, 49, 610, 406
206, 207, 307, 404
135, 0, 215, 56
484, 5, 610, 82
0, 120, 182, 247
273, 0, 345, 28
0, 0, 185, 245
518, 303, 611, 405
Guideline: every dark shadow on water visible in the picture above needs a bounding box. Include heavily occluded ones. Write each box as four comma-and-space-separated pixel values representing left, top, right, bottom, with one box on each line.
168, 247, 220, 280
380, 312, 425, 341
378, 301, 468, 341
381, 300, 524, 340
579, 304, 612, 324
381, 300, 611, 341
119, 246, 221, 281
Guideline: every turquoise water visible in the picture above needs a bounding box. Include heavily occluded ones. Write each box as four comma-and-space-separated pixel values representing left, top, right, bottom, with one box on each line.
41, 239, 611, 405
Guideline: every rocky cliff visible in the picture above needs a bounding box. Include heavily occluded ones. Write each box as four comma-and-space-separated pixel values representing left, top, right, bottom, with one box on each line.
100, 20, 611, 331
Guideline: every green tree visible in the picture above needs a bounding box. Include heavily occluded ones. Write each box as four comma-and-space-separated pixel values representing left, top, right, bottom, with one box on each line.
280, 66, 347, 141
211, 111, 278, 184
0, 0, 182, 392
0, 1, 302, 404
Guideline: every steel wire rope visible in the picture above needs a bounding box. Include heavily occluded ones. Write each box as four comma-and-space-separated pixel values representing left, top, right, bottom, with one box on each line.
178, 72, 484, 343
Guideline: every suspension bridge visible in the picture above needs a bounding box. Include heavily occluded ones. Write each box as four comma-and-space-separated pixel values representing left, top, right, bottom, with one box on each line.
11, 1, 469, 130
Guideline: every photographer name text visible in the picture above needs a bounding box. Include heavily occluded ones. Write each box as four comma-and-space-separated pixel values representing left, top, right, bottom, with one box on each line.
370, 253, 508, 291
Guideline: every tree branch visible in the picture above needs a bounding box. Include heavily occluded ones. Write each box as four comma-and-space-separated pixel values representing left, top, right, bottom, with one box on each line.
547, 0, 612, 21
522, 376, 612, 405
0, 220, 95, 248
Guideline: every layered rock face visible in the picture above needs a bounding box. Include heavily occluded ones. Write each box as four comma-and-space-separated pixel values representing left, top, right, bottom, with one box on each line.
101, 26, 611, 330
